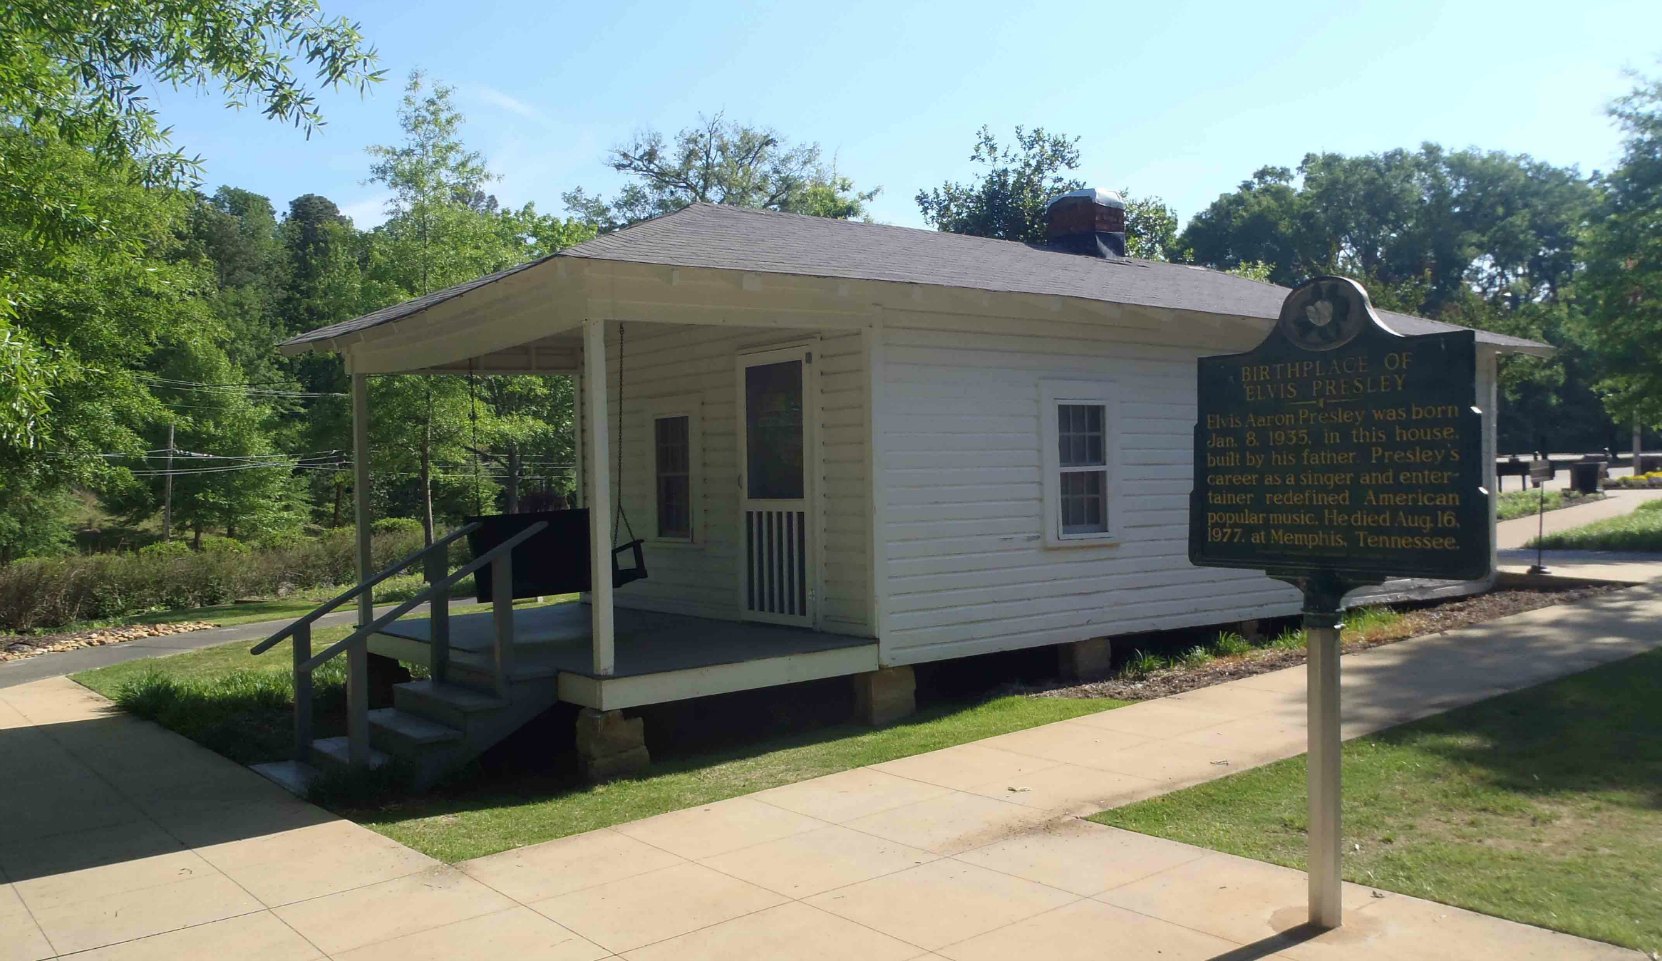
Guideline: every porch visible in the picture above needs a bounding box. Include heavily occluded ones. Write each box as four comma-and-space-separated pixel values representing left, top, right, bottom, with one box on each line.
371, 603, 878, 711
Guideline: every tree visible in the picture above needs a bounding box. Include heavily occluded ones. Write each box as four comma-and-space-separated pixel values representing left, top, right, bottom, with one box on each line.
107, 336, 306, 545
916, 125, 1178, 258
0, 0, 380, 449
1181, 145, 1603, 450
1, 0, 380, 187
1580, 72, 1662, 434
0, 131, 195, 559
276, 193, 365, 524
362, 71, 592, 539
189, 187, 285, 381
563, 113, 878, 230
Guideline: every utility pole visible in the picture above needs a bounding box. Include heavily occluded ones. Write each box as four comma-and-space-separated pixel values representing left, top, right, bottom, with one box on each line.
162, 421, 175, 542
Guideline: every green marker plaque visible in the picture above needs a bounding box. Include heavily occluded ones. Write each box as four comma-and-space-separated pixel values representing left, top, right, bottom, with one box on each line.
1189, 276, 1490, 583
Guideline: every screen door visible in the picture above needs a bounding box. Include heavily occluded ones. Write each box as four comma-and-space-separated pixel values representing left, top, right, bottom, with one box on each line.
738, 347, 814, 625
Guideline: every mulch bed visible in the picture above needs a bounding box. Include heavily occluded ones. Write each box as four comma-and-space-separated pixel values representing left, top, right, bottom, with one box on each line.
1029, 585, 1623, 702
0, 621, 217, 663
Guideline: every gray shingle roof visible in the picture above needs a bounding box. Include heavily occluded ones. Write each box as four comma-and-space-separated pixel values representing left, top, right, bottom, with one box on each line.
284, 202, 1549, 353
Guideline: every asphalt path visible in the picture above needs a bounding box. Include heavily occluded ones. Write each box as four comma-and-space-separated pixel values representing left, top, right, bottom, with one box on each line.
0, 601, 430, 690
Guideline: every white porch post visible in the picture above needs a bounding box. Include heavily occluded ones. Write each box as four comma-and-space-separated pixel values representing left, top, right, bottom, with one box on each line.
583, 320, 615, 675
351, 371, 374, 624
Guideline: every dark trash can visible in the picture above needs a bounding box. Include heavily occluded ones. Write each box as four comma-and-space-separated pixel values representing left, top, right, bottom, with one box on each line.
1570, 462, 1603, 494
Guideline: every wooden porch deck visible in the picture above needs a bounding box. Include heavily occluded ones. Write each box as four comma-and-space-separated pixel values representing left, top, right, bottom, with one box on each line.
370, 602, 879, 710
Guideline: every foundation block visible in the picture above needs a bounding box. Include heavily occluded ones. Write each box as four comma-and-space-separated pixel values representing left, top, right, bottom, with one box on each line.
575, 708, 650, 781
1057, 637, 1114, 680
853, 665, 916, 726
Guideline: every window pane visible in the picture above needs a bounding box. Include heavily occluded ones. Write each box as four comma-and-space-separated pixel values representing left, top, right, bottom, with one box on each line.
1060, 469, 1108, 535
1058, 404, 1106, 468
655, 415, 692, 538
746, 361, 804, 499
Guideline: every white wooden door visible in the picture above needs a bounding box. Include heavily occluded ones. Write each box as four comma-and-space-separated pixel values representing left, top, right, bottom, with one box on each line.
737, 346, 815, 626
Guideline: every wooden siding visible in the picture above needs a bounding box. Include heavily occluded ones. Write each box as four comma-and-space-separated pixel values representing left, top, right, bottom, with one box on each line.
874, 309, 1500, 666
592, 322, 871, 636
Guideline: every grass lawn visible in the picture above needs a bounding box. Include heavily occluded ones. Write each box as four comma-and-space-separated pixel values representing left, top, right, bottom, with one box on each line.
1494, 489, 1603, 522
74, 632, 1122, 862
1093, 648, 1662, 955
1532, 498, 1662, 552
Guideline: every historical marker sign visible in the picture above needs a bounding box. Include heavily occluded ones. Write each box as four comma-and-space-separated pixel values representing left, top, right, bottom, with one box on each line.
1189, 276, 1491, 583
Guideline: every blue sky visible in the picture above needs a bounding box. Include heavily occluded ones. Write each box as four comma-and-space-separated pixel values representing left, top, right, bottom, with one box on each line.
152, 0, 1661, 230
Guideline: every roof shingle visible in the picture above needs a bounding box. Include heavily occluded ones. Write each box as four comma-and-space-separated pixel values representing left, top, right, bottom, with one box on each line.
284, 202, 1548, 352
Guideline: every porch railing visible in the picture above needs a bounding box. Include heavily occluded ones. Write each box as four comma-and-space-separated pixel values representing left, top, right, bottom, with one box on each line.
250, 520, 547, 768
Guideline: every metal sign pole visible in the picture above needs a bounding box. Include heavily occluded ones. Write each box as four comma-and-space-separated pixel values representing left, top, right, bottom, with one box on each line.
1303, 587, 1344, 928
1291, 572, 1350, 929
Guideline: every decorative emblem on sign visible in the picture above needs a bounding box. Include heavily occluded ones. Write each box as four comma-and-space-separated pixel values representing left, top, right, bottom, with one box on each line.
1278, 277, 1371, 351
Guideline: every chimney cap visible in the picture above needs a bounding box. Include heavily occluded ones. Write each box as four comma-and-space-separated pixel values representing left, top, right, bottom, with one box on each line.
1045, 187, 1124, 211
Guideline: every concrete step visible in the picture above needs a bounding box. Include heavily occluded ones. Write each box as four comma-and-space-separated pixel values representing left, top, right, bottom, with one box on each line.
393, 679, 509, 728
250, 759, 320, 797
441, 654, 561, 689
312, 736, 391, 771
368, 707, 463, 754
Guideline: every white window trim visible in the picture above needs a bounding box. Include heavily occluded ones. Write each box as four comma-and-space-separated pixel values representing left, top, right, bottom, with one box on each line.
1040, 379, 1121, 548
645, 394, 703, 547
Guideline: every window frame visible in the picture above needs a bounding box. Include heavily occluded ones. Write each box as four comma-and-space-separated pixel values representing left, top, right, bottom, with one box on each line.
1039, 380, 1121, 548
646, 395, 703, 546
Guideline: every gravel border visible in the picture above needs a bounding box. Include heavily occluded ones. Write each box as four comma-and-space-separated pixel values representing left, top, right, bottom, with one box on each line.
1026, 585, 1622, 701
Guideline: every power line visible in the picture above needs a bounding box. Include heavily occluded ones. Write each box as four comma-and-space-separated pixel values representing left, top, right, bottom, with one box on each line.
140, 375, 345, 398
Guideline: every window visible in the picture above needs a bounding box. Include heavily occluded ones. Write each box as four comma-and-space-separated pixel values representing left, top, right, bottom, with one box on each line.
1057, 404, 1108, 534
654, 415, 692, 539
1041, 381, 1117, 546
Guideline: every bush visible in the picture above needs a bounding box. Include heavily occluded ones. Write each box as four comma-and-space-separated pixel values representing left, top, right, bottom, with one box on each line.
1210, 631, 1253, 656
0, 524, 428, 632
372, 517, 424, 536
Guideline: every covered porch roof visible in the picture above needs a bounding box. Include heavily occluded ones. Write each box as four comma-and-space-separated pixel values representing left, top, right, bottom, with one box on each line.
279, 203, 1552, 377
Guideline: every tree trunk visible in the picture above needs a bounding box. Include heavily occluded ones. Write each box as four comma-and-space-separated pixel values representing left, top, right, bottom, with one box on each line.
331, 478, 344, 528
192, 525, 203, 551
1635, 412, 1644, 474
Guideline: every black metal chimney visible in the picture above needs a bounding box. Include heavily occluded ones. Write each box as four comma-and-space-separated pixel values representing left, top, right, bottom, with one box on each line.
1044, 188, 1128, 258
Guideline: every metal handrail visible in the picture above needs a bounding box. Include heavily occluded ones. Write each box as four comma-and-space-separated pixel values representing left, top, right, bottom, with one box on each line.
298, 521, 547, 673
249, 523, 481, 655
274, 519, 546, 768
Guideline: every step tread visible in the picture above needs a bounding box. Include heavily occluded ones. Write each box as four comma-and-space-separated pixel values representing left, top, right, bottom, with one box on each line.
395, 679, 509, 712
445, 653, 562, 682
312, 736, 391, 769
250, 760, 319, 796
368, 708, 463, 744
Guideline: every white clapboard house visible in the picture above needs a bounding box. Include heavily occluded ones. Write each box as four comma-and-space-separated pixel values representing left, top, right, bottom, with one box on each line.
254, 190, 1548, 787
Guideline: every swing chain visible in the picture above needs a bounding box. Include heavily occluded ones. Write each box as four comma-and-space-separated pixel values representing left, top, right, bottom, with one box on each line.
468, 359, 482, 515
613, 323, 638, 546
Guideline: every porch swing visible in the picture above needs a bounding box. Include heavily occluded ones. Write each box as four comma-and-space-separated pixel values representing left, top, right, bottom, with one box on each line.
465, 323, 648, 601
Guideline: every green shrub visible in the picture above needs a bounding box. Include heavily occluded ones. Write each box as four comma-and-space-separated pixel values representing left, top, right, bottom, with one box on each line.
1270, 628, 1307, 650
1210, 630, 1253, 656
1126, 650, 1167, 676
372, 517, 424, 536
137, 541, 192, 558
0, 524, 427, 632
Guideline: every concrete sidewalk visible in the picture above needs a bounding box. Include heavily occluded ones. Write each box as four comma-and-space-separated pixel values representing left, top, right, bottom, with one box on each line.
6, 584, 1660, 959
